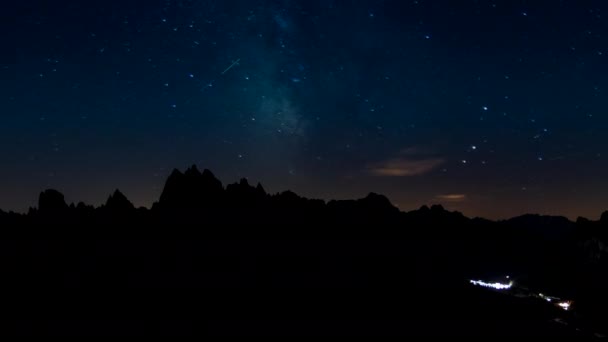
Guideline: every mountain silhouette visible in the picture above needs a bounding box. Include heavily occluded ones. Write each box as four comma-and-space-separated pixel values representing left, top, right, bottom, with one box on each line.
226, 178, 266, 202
0, 165, 606, 337
105, 190, 135, 212
156, 165, 224, 211
38, 189, 69, 214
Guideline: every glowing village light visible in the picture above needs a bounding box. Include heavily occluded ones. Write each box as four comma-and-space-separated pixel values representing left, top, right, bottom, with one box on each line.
470, 279, 514, 290
557, 301, 571, 311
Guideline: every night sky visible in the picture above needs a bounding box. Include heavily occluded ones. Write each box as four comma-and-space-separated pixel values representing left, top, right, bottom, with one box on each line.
4, 0, 608, 219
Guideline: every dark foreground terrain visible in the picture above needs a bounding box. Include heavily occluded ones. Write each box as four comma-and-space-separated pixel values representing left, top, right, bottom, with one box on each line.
0, 166, 606, 337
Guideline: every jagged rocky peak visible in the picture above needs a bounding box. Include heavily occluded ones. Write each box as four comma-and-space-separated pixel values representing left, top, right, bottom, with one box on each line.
224, 178, 269, 206
106, 189, 135, 211
227, 178, 251, 189
38, 189, 68, 213
201, 168, 223, 191
168, 168, 184, 179
158, 165, 224, 209
184, 164, 202, 177
227, 178, 254, 192
200, 168, 213, 177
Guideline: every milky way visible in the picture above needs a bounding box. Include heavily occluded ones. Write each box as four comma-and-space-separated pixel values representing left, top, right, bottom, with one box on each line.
3, 0, 608, 219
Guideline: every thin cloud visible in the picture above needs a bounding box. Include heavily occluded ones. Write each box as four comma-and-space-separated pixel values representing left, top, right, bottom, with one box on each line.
369, 158, 445, 177
436, 194, 467, 202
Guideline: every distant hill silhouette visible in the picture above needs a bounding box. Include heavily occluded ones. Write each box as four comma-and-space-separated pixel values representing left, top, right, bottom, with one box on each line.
0, 165, 606, 337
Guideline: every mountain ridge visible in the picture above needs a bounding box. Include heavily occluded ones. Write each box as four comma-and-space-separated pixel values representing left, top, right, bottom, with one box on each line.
0, 165, 607, 337
1, 165, 606, 224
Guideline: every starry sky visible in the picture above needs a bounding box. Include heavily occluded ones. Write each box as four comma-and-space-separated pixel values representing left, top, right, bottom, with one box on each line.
3, 0, 608, 219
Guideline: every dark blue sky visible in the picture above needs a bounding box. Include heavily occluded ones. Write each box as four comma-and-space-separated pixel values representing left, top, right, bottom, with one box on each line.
3, 0, 608, 219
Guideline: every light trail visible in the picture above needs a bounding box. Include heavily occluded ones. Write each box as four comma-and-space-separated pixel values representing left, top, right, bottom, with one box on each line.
469, 279, 513, 290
